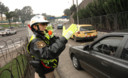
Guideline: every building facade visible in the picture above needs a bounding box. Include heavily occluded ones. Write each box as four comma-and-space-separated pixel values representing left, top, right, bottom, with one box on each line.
0, 16, 6, 21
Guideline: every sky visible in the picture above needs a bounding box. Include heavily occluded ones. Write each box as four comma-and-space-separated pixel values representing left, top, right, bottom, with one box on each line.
0, 0, 82, 17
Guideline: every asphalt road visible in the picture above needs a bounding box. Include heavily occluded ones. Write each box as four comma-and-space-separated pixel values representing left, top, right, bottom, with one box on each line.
0, 27, 28, 42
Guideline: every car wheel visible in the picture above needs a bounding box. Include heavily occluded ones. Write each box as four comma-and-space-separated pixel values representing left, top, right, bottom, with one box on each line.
72, 55, 81, 70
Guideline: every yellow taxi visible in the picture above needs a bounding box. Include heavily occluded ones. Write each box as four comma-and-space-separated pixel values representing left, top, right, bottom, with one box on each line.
71, 24, 97, 41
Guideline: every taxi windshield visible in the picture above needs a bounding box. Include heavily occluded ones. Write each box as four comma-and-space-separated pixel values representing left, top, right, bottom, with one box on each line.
80, 26, 95, 31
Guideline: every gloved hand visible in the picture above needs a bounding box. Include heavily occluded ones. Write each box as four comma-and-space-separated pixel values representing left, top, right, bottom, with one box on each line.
44, 25, 54, 40
62, 24, 77, 40
46, 25, 53, 31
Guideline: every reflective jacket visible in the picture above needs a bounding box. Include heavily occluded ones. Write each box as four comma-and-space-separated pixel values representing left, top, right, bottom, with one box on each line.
27, 34, 67, 69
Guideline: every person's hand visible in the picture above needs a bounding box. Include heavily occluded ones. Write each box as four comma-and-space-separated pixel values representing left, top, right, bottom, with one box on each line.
62, 24, 77, 40
44, 25, 54, 39
46, 25, 53, 31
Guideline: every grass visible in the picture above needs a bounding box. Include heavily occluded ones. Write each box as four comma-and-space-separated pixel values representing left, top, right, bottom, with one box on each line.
0, 24, 20, 28
0, 55, 28, 78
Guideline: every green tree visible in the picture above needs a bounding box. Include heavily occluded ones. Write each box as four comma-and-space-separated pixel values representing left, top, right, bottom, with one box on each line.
70, 4, 76, 14
0, 2, 9, 21
20, 6, 33, 25
13, 9, 22, 22
5, 11, 14, 27
64, 9, 71, 16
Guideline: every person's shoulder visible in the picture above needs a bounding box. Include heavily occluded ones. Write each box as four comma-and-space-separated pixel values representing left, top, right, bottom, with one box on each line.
34, 39, 46, 48
31, 38, 44, 43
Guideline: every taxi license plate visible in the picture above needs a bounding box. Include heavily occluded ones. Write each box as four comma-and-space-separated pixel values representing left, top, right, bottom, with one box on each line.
87, 33, 91, 35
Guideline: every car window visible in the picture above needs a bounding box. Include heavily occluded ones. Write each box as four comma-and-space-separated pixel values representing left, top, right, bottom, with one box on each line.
92, 37, 123, 56
58, 24, 63, 26
80, 26, 95, 31
121, 40, 128, 61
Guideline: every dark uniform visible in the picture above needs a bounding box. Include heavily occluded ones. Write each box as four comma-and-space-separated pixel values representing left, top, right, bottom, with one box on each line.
27, 32, 67, 77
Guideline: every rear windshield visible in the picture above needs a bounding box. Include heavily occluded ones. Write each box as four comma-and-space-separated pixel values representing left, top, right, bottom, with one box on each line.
80, 26, 95, 31
58, 24, 63, 26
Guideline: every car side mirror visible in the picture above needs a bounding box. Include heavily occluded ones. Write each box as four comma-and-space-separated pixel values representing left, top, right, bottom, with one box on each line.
83, 44, 90, 50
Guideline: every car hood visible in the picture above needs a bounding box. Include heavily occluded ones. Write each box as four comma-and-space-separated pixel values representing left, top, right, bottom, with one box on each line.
71, 45, 84, 49
69, 45, 84, 54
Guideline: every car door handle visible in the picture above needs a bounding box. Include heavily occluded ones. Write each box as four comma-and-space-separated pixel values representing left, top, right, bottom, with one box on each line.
101, 61, 109, 67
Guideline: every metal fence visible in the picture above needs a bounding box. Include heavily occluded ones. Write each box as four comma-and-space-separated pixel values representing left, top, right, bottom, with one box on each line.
76, 11, 128, 32
0, 36, 34, 78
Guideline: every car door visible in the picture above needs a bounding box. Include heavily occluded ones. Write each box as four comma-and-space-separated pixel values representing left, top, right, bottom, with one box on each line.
82, 36, 124, 78
109, 36, 128, 78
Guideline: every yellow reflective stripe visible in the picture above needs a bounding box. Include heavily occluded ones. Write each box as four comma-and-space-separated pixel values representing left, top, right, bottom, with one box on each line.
27, 35, 36, 54
53, 63, 57, 68
45, 33, 50, 40
30, 35, 36, 42
41, 59, 58, 68
27, 43, 30, 53
42, 59, 57, 63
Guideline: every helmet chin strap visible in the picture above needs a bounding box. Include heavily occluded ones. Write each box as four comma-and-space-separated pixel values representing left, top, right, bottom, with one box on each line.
36, 25, 48, 36
34, 25, 50, 42
36, 25, 43, 32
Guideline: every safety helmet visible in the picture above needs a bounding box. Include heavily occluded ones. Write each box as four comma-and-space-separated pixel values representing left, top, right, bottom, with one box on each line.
30, 15, 49, 27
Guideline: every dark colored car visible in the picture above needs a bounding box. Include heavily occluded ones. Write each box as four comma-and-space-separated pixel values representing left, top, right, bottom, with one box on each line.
69, 32, 128, 78
57, 24, 63, 29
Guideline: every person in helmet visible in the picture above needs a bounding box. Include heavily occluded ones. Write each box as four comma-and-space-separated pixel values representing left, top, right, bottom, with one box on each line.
27, 15, 77, 78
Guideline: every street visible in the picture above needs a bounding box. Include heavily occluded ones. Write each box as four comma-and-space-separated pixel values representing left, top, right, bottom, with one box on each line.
0, 0, 127, 78
54, 24, 94, 78
54, 23, 107, 78
0, 27, 28, 41
0, 26, 107, 78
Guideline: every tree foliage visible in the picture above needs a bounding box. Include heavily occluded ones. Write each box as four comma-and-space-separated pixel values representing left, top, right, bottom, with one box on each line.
72, 0, 128, 31
5, 11, 14, 27
20, 6, 33, 24
1, 3, 33, 26
13, 9, 22, 22
73, 0, 128, 19
70, 4, 76, 14
64, 9, 71, 16
0, 2, 9, 21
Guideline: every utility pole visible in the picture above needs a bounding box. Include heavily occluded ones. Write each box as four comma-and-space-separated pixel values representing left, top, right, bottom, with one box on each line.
76, 0, 79, 24
72, 0, 74, 5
